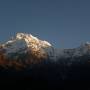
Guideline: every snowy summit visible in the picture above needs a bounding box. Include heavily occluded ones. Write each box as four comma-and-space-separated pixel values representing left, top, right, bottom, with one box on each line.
0, 32, 90, 63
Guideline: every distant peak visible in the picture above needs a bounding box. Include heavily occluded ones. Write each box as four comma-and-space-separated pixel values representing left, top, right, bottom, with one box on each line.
1, 33, 52, 55
80, 42, 90, 48
16, 33, 39, 40
16, 33, 31, 39
16, 33, 52, 47
85, 42, 90, 45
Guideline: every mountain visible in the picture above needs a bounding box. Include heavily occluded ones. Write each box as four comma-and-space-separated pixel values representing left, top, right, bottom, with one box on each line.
0, 33, 54, 70
0, 33, 90, 89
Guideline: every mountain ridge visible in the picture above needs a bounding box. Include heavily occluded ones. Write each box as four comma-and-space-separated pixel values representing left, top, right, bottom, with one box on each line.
0, 33, 90, 70
0, 33, 90, 89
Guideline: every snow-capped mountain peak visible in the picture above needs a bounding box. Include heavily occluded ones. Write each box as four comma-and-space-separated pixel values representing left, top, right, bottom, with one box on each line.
1, 33, 90, 62
0, 33, 54, 70
16, 33, 52, 47
1, 33, 53, 60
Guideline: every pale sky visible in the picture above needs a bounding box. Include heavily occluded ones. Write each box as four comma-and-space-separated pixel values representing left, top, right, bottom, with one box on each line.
0, 0, 90, 48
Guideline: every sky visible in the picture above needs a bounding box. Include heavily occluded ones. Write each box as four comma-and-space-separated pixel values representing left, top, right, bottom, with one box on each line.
0, 0, 90, 48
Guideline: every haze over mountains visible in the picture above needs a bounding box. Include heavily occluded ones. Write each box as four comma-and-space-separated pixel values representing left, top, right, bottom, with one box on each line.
0, 33, 90, 89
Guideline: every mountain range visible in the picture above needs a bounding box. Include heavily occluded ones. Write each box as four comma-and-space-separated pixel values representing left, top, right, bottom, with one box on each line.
0, 33, 90, 89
